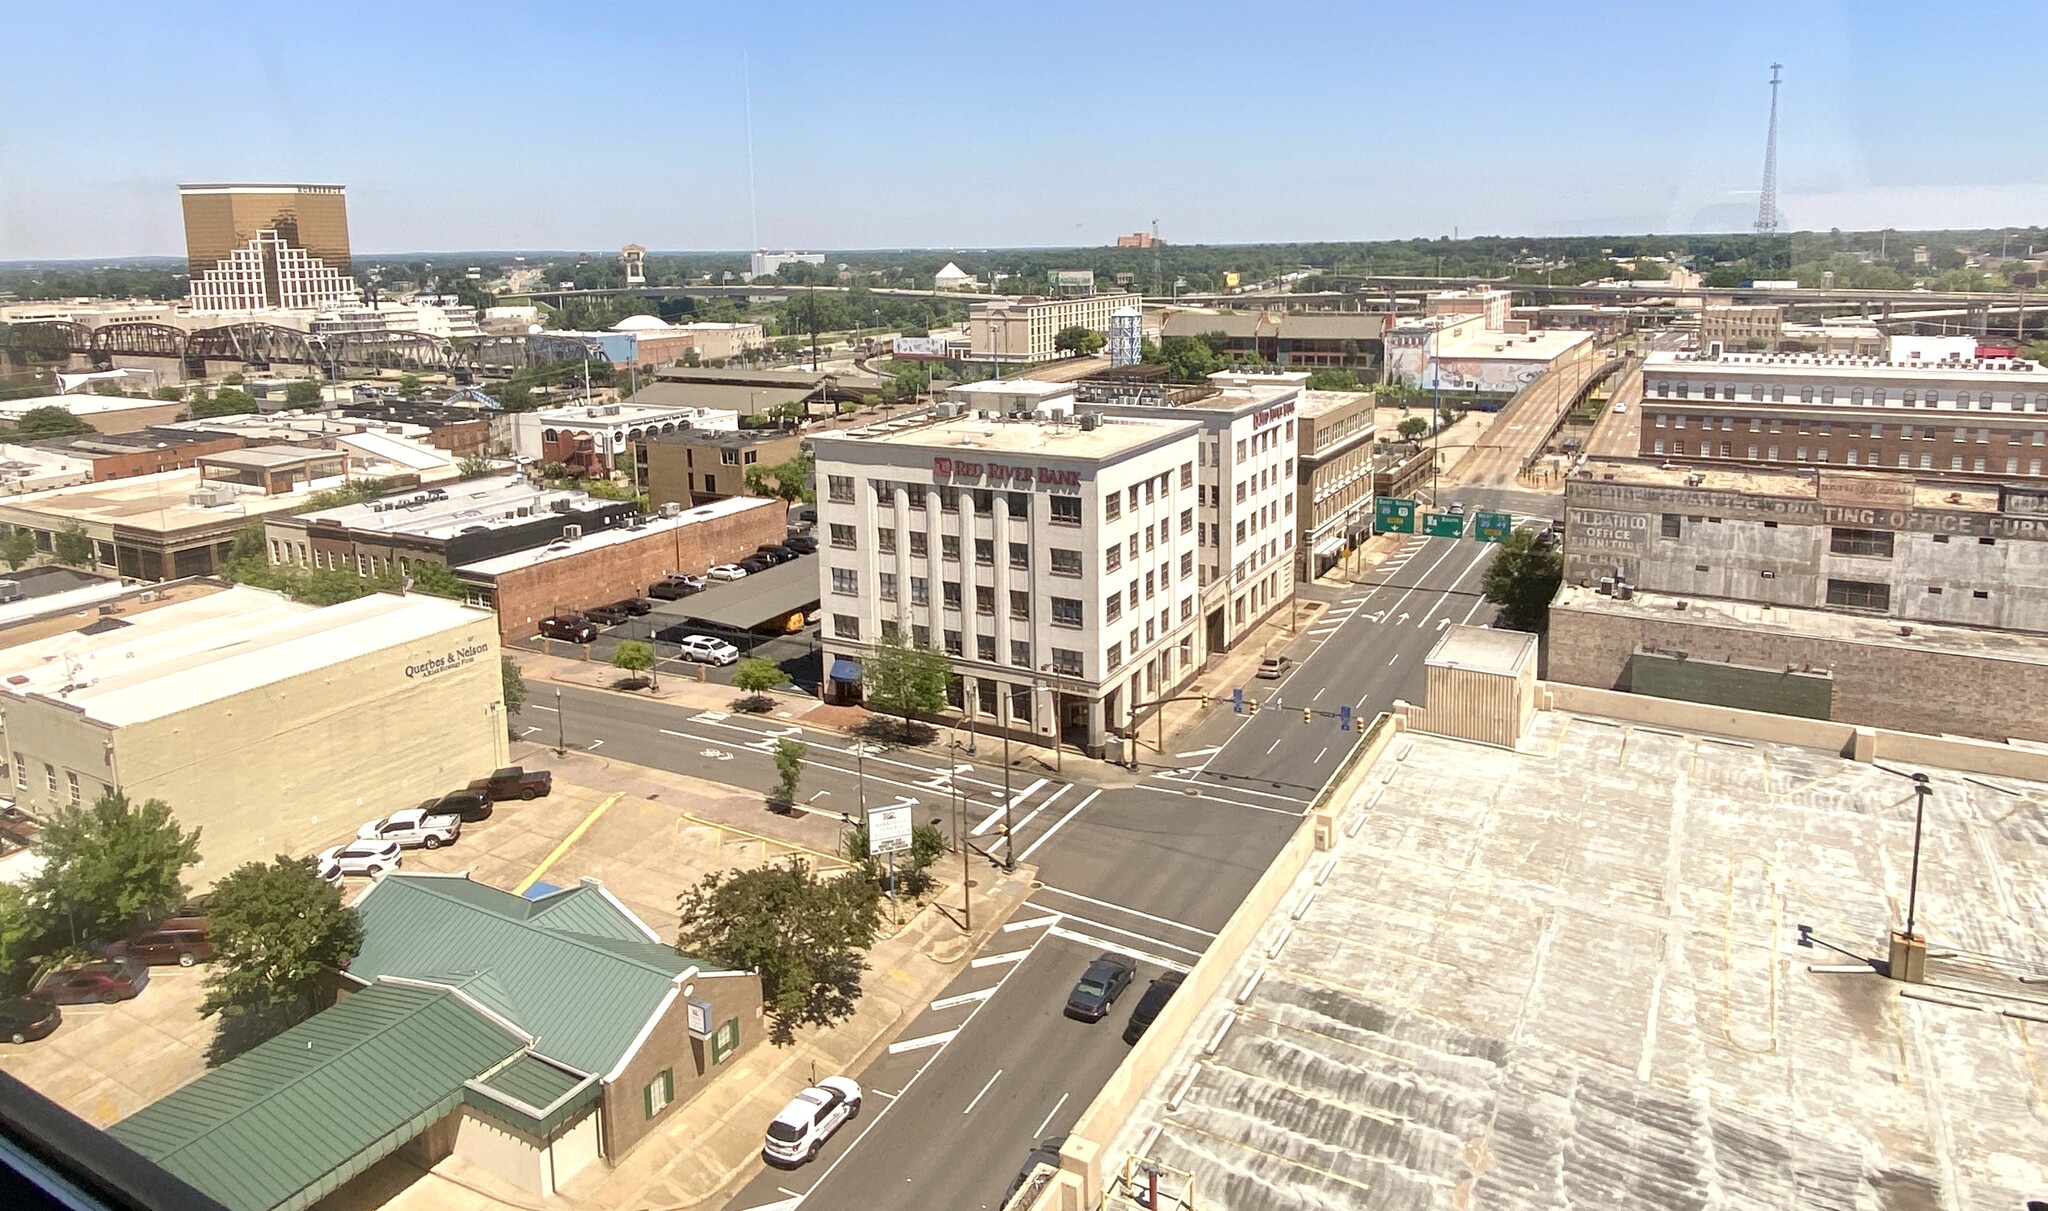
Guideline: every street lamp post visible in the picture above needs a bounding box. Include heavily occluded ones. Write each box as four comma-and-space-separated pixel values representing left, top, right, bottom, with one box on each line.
553, 687, 565, 756
1903, 772, 1931, 940
1037, 666, 1064, 774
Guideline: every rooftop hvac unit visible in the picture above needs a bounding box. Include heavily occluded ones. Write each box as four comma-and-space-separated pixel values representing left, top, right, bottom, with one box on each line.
562, 524, 583, 540
1078, 412, 1101, 431
550, 499, 573, 513
659, 502, 682, 518
516, 506, 531, 517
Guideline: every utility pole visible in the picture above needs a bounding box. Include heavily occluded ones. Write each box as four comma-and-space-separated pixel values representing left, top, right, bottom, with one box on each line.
553, 687, 565, 757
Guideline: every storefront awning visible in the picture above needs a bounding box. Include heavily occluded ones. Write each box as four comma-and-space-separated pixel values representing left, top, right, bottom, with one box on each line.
1314, 534, 1348, 557
830, 657, 862, 683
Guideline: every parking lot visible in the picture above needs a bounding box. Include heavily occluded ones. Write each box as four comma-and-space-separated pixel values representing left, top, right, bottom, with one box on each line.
0, 962, 212, 1128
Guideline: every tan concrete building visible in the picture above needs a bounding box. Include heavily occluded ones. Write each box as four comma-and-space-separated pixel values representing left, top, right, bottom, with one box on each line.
1697, 303, 1784, 350
0, 588, 506, 885
179, 183, 358, 311
968, 293, 1141, 363
1294, 389, 1377, 576
640, 429, 804, 507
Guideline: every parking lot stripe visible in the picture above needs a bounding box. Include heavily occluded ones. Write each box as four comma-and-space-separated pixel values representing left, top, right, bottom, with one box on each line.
514, 793, 621, 894
1031, 883, 1219, 937
887, 1029, 960, 1054
929, 987, 998, 1012
1003, 914, 1062, 932
969, 949, 1033, 968
1046, 925, 1192, 974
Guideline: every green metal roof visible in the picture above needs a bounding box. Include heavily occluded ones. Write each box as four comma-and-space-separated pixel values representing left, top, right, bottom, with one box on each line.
108, 982, 526, 1211
350, 874, 709, 1076
465, 1054, 601, 1137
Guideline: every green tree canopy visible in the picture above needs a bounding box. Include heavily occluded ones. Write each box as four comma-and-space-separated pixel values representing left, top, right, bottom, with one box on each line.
612, 639, 655, 687
501, 656, 527, 714
676, 857, 881, 1045
52, 523, 92, 568
189, 387, 257, 419
733, 657, 790, 695
1481, 530, 1563, 632
32, 791, 202, 951
283, 380, 323, 406
1397, 416, 1430, 440
199, 856, 362, 1062
1053, 325, 1106, 357
9, 406, 95, 439
743, 449, 815, 503
1143, 334, 1228, 383
1305, 368, 1366, 392
772, 738, 806, 805
861, 631, 951, 728
0, 531, 34, 571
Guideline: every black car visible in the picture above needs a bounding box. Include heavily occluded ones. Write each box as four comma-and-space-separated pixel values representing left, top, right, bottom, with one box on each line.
1064, 952, 1137, 1022
1005, 1136, 1067, 1205
537, 615, 597, 643
648, 575, 704, 601
584, 604, 631, 626
426, 790, 493, 823
752, 546, 793, 566
737, 555, 775, 574
613, 597, 655, 616
0, 997, 59, 1045
1121, 970, 1185, 1044
782, 534, 819, 555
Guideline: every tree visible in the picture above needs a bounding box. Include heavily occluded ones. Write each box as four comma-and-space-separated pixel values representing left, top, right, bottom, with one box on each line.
1397, 416, 1431, 441
1481, 530, 1563, 632
734, 657, 790, 695
611, 639, 656, 688
198, 856, 362, 1062
457, 456, 494, 480
1306, 367, 1365, 392
840, 820, 946, 898
51, 523, 92, 568
283, 380, 324, 407
221, 372, 244, 386
9, 406, 95, 439
32, 791, 202, 951
0, 531, 34, 570
1143, 334, 1228, 382
744, 450, 815, 504
152, 385, 185, 402
189, 387, 256, 419
861, 631, 951, 730
772, 738, 806, 805
676, 857, 882, 1045
501, 656, 526, 715
1053, 325, 1106, 357
398, 373, 423, 399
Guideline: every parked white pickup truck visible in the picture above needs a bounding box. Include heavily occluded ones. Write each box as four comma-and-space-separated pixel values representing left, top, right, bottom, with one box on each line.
356, 807, 462, 850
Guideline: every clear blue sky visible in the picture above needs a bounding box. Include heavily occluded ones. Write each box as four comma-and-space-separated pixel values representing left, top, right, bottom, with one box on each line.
1, 0, 2038, 259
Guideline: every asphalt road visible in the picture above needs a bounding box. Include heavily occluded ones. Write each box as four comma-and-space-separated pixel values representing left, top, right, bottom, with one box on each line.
1457, 356, 1607, 488
719, 516, 1533, 1211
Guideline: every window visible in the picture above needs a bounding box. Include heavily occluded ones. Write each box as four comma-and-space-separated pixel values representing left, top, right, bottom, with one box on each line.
937, 485, 959, 512
911, 576, 930, 606
1180, 551, 1194, 577
941, 535, 960, 561
1181, 462, 1194, 488
1829, 528, 1894, 558
977, 634, 997, 662
1104, 494, 1121, 521
877, 529, 897, 554
914, 624, 930, 646
1106, 642, 1123, 672
972, 488, 994, 512
974, 538, 994, 566
1661, 514, 1682, 538
1009, 542, 1029, 569
1051, 597, 1083, 628
943, 581, 962, 610
1145, 571, 1155, 598
1824, 579, 1890, 611
1144, 525, 1156, 551
9, 753, 22, 792
833, 614, 861, 639
828, 475, 855, 503
976, 586, 995, 615
1180, 508, 1194, 533
1235, 520, 1247, 543
1011, 640, 1031, 667
1010, 590, 1029, 619
44, 764, 57, 796
829, 524, 856, 549
879, 572, 898, 601
831, 568, 858, 595
1049, 497, 1082, 526
1049, 648, 1083, 676
909, 531, 928, 557
1050, 548, 1084, 577
644, 1068, 675, 1119
1128, 486, 1139, 510
65, 770, 80, 806
1927, 586, 1943, 596
1008, 491, 1030, 516
906, 485, 926, 510
720, 448, 740, 465
1973, 589, 1990, 599
944, 629, 963, 656
1105, 545, 1121, 572
1106, 593, 1122, 622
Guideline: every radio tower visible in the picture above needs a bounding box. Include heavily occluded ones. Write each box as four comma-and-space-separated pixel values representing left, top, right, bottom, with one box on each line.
1753, 63, 1783, 235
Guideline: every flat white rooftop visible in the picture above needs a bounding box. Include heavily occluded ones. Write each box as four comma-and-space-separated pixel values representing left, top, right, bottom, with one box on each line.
819, 410, 1199, 462
1433, 325, 1596, 361
457, 496, 779, 577
0, 395, 177, 421
1647, 350, 2048, 381
527, 401, 737, 426
0, 587, 489, 727
0, 468, 315, 532
295, 475, 616, 538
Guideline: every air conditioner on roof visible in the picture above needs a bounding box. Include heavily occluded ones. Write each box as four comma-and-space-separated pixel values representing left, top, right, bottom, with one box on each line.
562, 524, 583, 540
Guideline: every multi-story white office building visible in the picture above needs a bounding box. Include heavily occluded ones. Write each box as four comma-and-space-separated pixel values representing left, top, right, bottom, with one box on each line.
811, 408, 1205, 757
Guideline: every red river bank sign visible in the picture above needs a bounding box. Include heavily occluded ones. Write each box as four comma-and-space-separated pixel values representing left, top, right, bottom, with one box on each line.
932, 456, 1081, 488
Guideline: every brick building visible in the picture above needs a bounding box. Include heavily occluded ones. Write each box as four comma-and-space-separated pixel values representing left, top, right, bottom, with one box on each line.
640, 429, 804, 507
456, 496, 785, 642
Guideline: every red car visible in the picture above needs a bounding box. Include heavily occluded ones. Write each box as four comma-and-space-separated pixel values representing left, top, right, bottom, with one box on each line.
33, 958, 150, 1005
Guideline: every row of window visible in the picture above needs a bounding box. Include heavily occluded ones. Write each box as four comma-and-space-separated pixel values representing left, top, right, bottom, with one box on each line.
1651, 437, 2046, 475
1234, 421, 1297, 464
1659, 413, 2048, 445
1655, 380, 2048, 410
9, 752, 96, 806
1103, 465, 1195, 521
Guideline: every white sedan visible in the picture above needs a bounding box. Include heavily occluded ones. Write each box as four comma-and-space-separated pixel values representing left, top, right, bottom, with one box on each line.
706, 564, 749, 581
675, 635, 741, 666
317, 840, 404, 878
357, 808, 461, 850
763, 1076, 862, 1166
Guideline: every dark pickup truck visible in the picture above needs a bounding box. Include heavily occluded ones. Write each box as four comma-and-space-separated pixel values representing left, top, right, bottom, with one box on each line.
468, 766, 553, 801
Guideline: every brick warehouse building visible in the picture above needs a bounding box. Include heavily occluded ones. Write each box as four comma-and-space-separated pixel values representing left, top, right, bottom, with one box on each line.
457, 495, 784, 642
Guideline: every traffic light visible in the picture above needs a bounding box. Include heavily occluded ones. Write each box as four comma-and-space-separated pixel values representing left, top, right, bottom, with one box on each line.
1201, 691, 1210, 708
1303, 707, 1312, 724
1248, 697, 1260, 716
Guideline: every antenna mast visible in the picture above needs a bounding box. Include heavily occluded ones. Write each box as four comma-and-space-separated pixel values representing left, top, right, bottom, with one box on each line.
1754, 64, 1782, 236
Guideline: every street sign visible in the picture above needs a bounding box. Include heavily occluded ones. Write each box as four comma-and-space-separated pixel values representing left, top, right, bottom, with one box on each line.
866, 804, 913, 856
1423, 512, 1466, 538
1339, 704, 1353, 732
1232, 688, 1244, 715
1374, 497, 1418, 534
1473, 511, 1513, 543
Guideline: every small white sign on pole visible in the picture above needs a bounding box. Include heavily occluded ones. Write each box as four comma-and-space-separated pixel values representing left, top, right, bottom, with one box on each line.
867, 804, 914, 857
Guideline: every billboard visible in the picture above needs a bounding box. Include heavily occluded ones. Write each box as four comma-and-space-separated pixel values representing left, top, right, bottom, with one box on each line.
893, 336, 948, 360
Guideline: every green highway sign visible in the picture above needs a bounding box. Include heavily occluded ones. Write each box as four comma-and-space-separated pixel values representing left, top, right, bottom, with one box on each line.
1473, 511, 1514, 543
1423, 512, 1466, 538
1374, 497, 1417, 534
